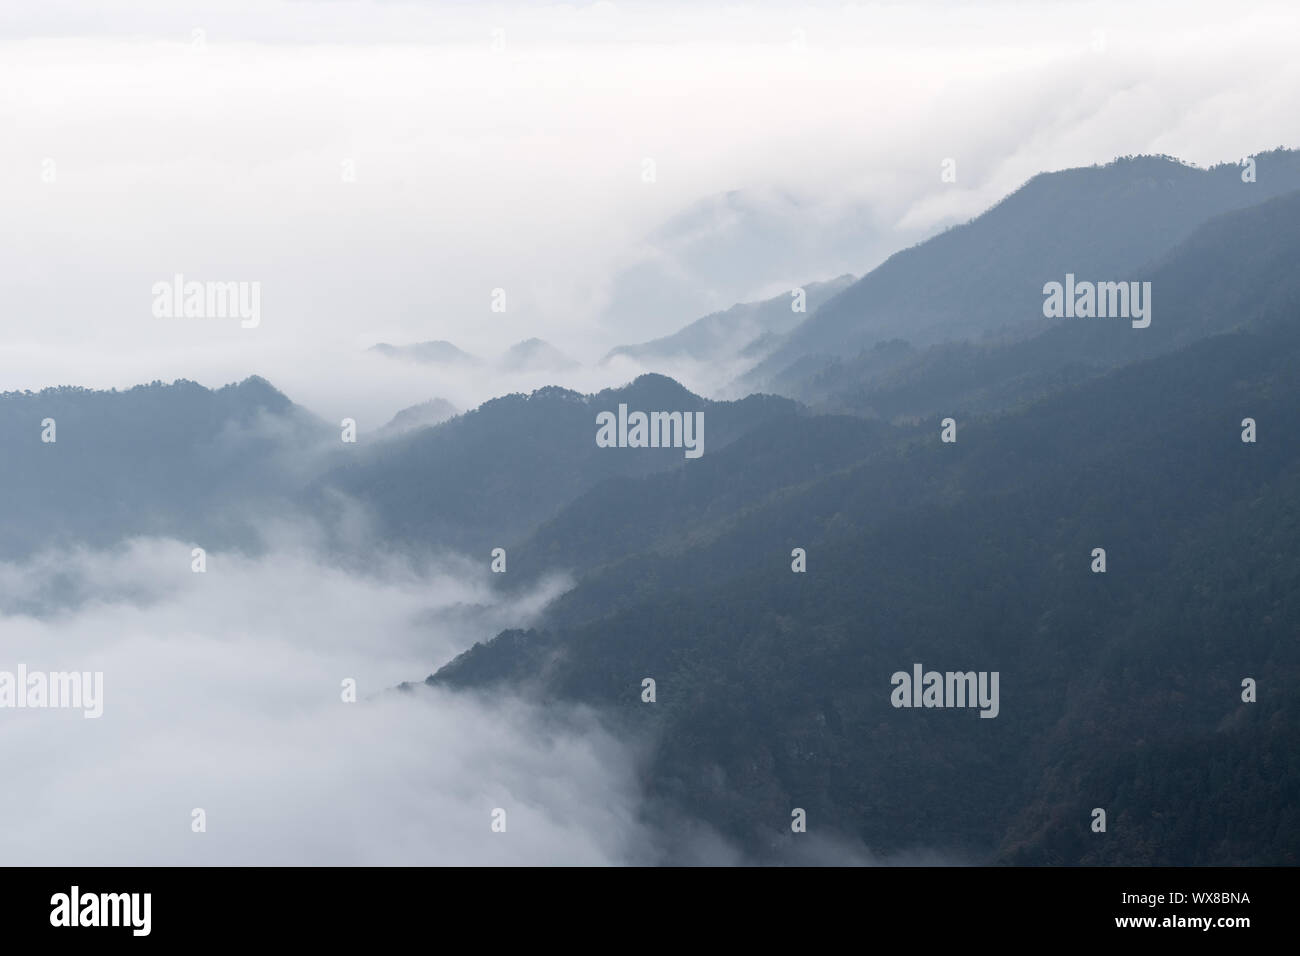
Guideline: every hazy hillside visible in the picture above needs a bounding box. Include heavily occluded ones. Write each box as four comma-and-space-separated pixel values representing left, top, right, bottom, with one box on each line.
605, 274, 855, 367
598, 187, 917, 341
424, 176, 1300, 862
377, 398, 460, 438
369, 341, 482, 366
804, 187, 1300, 418
747, 149, 1300, 395
499, 338, 580, 373
432, 324, 1300, 864
315, 374, 800, 555
0, 376, 335, 559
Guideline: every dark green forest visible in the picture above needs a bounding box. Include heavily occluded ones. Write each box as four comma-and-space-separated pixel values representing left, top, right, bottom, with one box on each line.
431, 187, 1300, 864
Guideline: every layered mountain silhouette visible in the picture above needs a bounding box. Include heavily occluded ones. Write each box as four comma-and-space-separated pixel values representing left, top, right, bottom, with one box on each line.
598, 186, 915, 341
377, 398, 459, 438
313, 374, 798, 554
369, 340, 481, 366
499, 338, 580, 373
10, 148, 1298, 866
803, 186, 1300, 419
744, 149, 1300, 398
420, 157, 1300, 864
0, 375, 334, 560
433, 325, 1300, 865
371, 338, 579, 374
604, 274, 855, 368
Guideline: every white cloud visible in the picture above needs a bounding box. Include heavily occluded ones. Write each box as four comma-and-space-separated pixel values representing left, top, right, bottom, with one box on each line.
0, 533, 658, 865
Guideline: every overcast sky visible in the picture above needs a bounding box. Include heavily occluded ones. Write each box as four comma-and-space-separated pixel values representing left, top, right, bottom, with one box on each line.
2, 0, 1298, 423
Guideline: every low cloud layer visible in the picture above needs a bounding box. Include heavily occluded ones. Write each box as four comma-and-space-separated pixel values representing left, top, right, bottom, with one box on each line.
0, 524, 968, 866
0, 534, 654, 865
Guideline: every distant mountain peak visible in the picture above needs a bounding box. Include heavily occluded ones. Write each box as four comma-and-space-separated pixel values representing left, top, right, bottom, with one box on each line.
603, 273, 856, 368
745, 147, 1300, 395
589, 372, 702, 408
216, 375, 294, 412
377, 397, 459, 437
369, 340, 481, 366
498, 338, 579, 373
